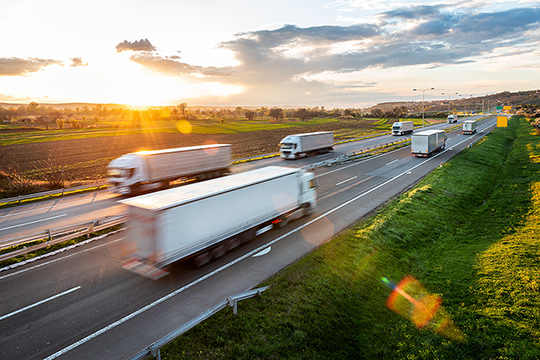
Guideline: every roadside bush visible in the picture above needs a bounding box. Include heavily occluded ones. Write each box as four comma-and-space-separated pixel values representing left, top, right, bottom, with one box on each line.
0, 170, 38, 197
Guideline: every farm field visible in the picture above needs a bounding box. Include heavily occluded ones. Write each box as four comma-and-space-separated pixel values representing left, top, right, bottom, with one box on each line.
0, 117, 435, 197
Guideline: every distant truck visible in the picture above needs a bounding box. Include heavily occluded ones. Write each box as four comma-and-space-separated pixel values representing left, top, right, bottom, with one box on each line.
279, 131, 334, 159
411, 130, 446, 157
392, 121, 414, 136
447, 115, 458, 123
107, 144, 231, 195
120, 166, 317, 279
462, 120, 477, 134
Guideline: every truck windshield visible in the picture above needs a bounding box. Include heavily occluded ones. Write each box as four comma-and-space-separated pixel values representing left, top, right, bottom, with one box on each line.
107, 168, 133, 179
392, 125, 400, 129
280, 143, 296, 150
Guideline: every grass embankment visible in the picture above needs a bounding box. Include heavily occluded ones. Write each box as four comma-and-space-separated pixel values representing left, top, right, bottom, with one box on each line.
161, 117, 540, 359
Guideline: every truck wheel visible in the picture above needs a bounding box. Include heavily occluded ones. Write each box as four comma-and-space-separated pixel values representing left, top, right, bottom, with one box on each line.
194, 252, 212, 267
276, 217, 289, 229
226, 237, 241, 250
130, 183, 140, 195
303, 206, 312, 217
211, 245, 227, 259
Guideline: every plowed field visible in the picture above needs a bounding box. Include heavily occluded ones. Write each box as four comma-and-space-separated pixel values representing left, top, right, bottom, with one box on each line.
0, 119, 381, 186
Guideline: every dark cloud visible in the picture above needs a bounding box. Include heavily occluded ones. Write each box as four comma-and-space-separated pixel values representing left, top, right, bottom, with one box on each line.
116, 38, 156, 53
70, 57, 88, 67
0, 57, 62, 76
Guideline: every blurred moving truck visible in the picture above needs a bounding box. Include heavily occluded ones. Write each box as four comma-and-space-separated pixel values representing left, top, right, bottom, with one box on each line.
411, 130, 446, 157
462, 120, 477, 135
107, 144, 231, 195
280, 131, 334, 159
120, 166, 317, 279
392, 121, 414, 136
447, 115, 458, 123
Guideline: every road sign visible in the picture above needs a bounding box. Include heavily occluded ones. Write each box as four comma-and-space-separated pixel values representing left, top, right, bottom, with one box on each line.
497, 116, 508, 127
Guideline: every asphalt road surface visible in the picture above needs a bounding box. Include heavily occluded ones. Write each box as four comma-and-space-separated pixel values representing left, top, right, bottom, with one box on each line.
0, 116, 496, 359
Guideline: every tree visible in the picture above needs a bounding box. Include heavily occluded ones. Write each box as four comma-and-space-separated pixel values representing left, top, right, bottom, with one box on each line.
37, 115, 51, 129
245, 110, 256, 121
178, 102, 188, 118
295, 108, 311, 121
268, 107, 284, 122
28, 101, 39, 112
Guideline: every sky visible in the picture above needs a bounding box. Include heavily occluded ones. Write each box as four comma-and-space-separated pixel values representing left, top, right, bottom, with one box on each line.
1, 0, 539, 108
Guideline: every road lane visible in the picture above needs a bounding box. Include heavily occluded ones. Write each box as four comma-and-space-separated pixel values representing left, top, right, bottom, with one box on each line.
0, 116, 496, 359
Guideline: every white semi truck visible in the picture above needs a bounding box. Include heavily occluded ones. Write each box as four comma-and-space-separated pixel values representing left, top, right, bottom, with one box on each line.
462, 120, 477, 134
392, 121, 414, 136
120, 166, 317, 279
447, 115, 458, 123
279, 131, 334, 159
411, 129, 446, 157
107, 144, 231, 195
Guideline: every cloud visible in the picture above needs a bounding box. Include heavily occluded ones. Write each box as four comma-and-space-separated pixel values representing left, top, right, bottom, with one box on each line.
70, 57, 88, 67
115, 38, 156, 53
128, 54, 234, 77
124, 5, 540, 105
0, 57, 62, 76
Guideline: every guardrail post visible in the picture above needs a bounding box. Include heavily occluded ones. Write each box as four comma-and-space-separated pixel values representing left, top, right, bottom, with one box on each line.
18, 195, 21, 204
48, 229, 52, 241
62, 188, 64, 196
151, 347, 161, 360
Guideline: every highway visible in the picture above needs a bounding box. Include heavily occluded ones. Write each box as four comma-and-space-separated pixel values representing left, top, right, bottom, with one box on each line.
0, 116, 495, 359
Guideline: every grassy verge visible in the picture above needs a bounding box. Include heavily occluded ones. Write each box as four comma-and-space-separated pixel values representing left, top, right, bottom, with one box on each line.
161, 116, 540, 359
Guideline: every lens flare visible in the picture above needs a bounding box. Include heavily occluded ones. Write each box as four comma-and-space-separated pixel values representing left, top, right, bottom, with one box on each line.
382, 275, 466, 342
176, 120, 192, 134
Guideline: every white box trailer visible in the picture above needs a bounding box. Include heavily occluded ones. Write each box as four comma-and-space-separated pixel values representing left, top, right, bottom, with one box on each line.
120, 166, 317, 279
107, 144, 231, 195
392, 121, 414, 136
411, 130, 446, 157
462, 120, 477, 134
280, 131, 334, 159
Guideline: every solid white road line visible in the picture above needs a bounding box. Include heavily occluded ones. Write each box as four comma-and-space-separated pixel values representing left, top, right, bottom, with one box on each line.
0, 286, 81, 321
386, 159, 399, 166
44, 131, 488, 359
0, 214, 68, 232
336, 176, 358, 186
253, 247, 272, 257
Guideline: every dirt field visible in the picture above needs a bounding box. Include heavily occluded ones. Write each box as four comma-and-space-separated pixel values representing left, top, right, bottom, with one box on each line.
0, 120, 381, 189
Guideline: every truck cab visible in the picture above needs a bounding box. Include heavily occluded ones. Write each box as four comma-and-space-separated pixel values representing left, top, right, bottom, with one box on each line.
279, 136, 300, 159
447, 115, 458, 123
107, 154, 147, 194
300, 170, 317, 212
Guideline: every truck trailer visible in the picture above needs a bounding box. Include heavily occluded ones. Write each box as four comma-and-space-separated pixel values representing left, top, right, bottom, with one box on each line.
120, 166, 317, 279
462, 120, 477, 134
411, 129, 446, 157
279, 131, 334, 159
392, 121, 414, 136
107, 144, 231, 195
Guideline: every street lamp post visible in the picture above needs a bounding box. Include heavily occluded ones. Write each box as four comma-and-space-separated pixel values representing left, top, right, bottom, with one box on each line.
442, 92, 458, 116
413, 87, 434, 128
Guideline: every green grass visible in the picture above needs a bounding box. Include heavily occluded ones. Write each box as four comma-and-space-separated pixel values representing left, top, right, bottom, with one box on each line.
160, 117, 540, 359
0, 118, 340, 145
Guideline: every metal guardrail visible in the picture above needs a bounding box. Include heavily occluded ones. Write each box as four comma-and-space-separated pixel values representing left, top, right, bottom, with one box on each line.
302, 139, 411, 171
0, 182, 108, 206
130, 286, 270, 360
0, 215, 127, 262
